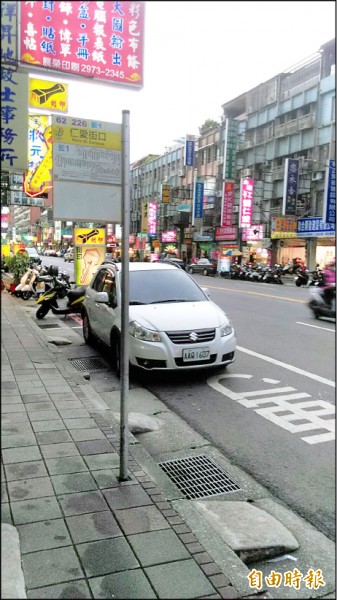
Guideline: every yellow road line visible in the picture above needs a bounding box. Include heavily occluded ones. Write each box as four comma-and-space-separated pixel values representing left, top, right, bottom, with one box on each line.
205, 284, 306, 303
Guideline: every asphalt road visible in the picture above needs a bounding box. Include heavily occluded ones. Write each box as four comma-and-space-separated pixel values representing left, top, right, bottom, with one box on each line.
41, 257, 336, 540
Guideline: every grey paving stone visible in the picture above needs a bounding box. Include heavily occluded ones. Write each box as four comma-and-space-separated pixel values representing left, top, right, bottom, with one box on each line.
76, 439, 113, 455
17, 518, 72, 553
63, 418, 97, 429
1, 482, 8, 503
2, 433, 37, 448
0, 395, 23, 404
40, 442, 80, 459
2, 421, 33, 435
45, 456, 88, 475
66, 510, 122, 544
83, 453, 120, 470
26, 580, 92, 599
69, 428, 106, 441
1, 502, 12, 524
2, 404, 27, 413
2, 381, 19, 389
49, 393, 79, 401
44, 386, 73, 394
57, 409, 90, 419
113, 505, 171, 535
28, 409, 60, 421
89, 569, 157, 599
58, 490, 108, 516
7, 477, 54, 501
145, 559, 216, 598
91, 469, 120, 489
4, 461, 49, 481
35, 430, 72, 444
22, 546, 84, 589
11, 496, 62, 525
22, 393, 51, 402
76, 537, 139, 578
25, 402, 55, 412
32, 420, 66, 432
2, 446, 42, 464
51, 472, 98, 494
103, 484, 153, 510
127, 529, 190, 566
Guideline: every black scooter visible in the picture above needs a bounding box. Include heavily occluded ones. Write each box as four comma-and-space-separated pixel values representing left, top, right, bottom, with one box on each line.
35, 275, 86, 320
308, 286, 336, 320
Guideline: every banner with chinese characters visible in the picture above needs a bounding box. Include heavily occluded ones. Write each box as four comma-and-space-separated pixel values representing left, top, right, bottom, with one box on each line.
282, 158, 299, 216
184, 136, 195, 167
221, 181, 234, 227
322, 160, 336, 225
25, 114, 52, 196
223, 119, 238, 180
29, 77, 68, 112
162, 231, 177, 243
239, 178, 254, 228
270, 217, 297, 239
193, 181, 204, 222
161, 184, 170, 203
147, 202, 157, 235
19, 1, 145, 87
241, 224, 265, 241
296, 217, 335, 238
1, 69, 29, 172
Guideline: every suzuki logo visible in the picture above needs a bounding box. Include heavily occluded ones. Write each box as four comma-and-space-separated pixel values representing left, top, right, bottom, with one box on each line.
189, 331, 198, 342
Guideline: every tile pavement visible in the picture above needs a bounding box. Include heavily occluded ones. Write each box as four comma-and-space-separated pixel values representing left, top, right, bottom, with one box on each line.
1, 290, 273, 599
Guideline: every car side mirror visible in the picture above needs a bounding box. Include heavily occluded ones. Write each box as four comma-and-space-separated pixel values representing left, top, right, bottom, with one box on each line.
94, 291, 109, 303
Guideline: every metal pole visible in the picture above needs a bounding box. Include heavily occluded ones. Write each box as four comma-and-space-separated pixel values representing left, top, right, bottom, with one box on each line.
119, 110, 131, 481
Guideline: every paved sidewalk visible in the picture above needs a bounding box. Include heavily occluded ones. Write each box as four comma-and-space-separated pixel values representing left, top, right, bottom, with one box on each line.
1, 290, 271, 599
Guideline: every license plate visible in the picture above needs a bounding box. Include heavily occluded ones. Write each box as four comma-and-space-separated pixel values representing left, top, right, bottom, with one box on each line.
182, 347, 210, 362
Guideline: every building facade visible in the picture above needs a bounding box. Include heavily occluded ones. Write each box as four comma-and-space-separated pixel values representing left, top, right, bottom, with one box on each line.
130, 39, 335, 268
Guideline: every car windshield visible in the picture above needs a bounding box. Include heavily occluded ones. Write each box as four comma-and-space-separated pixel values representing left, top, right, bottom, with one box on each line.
26, 248, 38, 255
129, 269, 208, 305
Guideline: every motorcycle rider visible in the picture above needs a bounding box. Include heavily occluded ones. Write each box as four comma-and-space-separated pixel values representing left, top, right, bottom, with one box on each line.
321, 258, 336, 307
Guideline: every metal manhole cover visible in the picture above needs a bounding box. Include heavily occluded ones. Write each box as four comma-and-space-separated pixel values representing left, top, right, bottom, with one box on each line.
69, 357, 108, 372
158, 454, 243, 500
37, 323, 61, 329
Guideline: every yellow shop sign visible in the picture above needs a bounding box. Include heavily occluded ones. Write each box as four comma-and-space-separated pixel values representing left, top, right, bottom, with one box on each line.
29, 78, 68, 112
74, 228, 105, 246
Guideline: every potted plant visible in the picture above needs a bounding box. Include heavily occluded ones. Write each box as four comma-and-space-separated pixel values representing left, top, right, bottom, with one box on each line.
3, 254, 31, 294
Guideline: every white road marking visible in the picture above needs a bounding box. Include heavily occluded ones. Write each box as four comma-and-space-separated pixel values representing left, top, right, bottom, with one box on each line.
206, 373, 335, 445
262, 378, 280, 384
296, 321, 335, 332
237, 346, 335, 388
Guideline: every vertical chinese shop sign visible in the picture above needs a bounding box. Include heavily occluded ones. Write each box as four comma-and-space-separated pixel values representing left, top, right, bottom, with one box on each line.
282, 158, 299, 216
239, 178, 254, 228
19, 1, 145, 87
1, 1, 29, 172
221, 181, 234, 227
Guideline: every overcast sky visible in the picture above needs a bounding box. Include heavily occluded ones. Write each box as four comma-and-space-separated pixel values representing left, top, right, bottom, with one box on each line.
33, 1, 335, 162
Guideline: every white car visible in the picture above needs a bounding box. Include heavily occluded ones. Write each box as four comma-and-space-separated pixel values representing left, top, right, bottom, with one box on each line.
82, 262, 236, 374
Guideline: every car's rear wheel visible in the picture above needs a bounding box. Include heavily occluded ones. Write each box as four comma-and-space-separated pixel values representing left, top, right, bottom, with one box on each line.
82, 311, 95, 346
203, 269, 208, 276
188, 267, 194, 274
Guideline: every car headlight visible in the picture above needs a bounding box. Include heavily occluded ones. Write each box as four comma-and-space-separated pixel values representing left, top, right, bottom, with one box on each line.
220, 322, 233, 337
129, 321, 161, 342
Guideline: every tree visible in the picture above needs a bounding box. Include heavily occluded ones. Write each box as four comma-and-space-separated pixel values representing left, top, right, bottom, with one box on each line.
199, 119, 219, 134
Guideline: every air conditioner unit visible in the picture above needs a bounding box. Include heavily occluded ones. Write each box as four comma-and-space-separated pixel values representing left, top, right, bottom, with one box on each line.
178, 169, 185, 177
232, 206, 240, 213
242, 168, 253, 178
312, 172, 323, 181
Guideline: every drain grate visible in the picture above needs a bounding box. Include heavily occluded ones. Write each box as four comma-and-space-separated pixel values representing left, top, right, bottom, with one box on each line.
69, 357, 108, 372
158, 454, 243, 500
37, 323, 61, 329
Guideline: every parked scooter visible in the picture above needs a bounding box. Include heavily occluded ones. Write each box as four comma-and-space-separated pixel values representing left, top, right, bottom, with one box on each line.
308, 286, 336, 320
35, 274, 86, 319
15, 265, 50, 300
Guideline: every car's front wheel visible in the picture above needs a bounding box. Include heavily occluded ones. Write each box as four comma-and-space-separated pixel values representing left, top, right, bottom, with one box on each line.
82, 310, 95, 346
188, 267, 194, 274
203, 269, 208, 276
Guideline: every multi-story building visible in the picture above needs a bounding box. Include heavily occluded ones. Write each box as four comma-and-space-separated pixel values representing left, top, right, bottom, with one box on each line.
130, 39, 335, 268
